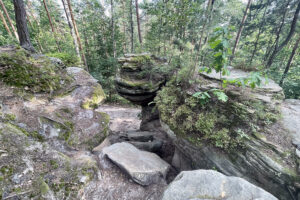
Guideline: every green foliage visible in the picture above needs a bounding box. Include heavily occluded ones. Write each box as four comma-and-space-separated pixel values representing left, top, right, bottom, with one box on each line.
46, 52, 79, 67
193, 89, 228, 105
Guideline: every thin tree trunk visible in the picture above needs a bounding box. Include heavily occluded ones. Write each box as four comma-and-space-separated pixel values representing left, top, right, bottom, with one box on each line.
230, 0, 253, 63
122, 0, 126, 52
26, 14, 43, 53
66, 0, 88, 70
0, 0, 19, 41
135, 0, 142, 44
279, 35, 300, 86
111, 0, 116, 58
198, 0, 212, 51
266, 0, 300, 68
0, 10, 12, 37
249, 2, 268, 65
13, 0, 34, 52
42, 0, 61, 52
129, 0, 134, 53
61, 0, 80, 59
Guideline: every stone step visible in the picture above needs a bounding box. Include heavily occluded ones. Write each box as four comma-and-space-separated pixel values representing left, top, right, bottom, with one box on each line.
102, 142, 170, 186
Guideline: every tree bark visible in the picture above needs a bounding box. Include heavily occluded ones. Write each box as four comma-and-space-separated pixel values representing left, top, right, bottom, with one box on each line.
230, 0, 253, 63
42, 0, 61, 52
266, 0, 300, 68
111, 0, 116, 58
122, 0, 127, 52
13, 0, 34, 52
61, 0, 80, 59
198, 0, 213, 51
0, 10, 12, 37
66, 0, 88, 70
135, 0, 142, 44
129, 0, 134, 53
0, 0, 19, 41
279, 35, 300, 86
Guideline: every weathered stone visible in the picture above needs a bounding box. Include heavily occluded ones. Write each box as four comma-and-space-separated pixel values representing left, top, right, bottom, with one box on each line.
115, 53, 168, 106
157, 68, 300, 199
127, 131, 154, 142
281, 99, 300, 145
162, 170, 277, 200
129, 139, 163, 152
102, 142, 170, 186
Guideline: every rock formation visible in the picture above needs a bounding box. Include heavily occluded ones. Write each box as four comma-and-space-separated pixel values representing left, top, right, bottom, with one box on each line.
156, 67, 300, 199
115, 53, 169, 130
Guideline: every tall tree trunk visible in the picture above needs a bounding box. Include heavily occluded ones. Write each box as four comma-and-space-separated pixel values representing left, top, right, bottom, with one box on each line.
279, 35, 300, 86
266, 0, 300, 68
61, 0, 80, 59
249, 2, 268, 65
111, 0, 116, 58
135, 0, 142, 44
26, 14, 43, 53
198, 0, 213, 51
13, 0, 34, 52
129, 0, 134, 53
230, 0, 253, 63
0, 10, 12, 37
0, 0, 19, 41
42, 0, 61, 52
66, 0, 88, 70
122, 0, 127, 52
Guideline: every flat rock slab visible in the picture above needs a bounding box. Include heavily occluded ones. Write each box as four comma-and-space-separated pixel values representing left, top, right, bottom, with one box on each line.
102, 142, 170, 186
281, 99, 300, 145
162, 170, 277, 200
201, 67, 282, 93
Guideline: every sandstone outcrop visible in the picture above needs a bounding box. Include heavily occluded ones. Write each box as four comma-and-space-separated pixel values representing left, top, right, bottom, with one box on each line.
156, 67, 300, 199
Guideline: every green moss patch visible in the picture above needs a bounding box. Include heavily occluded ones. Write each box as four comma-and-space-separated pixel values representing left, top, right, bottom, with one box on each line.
81, 85, 106, 109
0, 48, 72, 93
155, 82, 280, 151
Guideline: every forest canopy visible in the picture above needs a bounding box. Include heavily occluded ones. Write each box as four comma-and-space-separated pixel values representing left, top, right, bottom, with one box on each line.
0, 0, 299, 99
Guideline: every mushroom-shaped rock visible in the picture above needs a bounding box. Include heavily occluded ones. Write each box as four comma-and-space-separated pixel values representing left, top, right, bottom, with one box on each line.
115, 53, 168, 106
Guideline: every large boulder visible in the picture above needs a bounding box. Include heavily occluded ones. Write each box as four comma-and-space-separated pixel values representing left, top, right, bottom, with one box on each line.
156, 68, 300, 199
162, 170, 277, 200
0, 46, 108, 199
0, 47, 108, 151
102, 142, 170, 186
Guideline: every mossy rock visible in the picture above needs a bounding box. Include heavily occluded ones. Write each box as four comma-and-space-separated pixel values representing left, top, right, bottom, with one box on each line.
0, 47, 72, 93
81, 85, 106, 110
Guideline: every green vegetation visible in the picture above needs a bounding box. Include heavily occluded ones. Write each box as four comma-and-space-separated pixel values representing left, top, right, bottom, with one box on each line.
46, 52, 79, 67
155, 82, 280, 151
0, 48, 71, 93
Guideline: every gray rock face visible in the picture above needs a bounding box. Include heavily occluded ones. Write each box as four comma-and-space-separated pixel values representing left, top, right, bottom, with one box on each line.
281, 99, 300, 145
102, 142, 170, 186
162, 170, 277, 200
